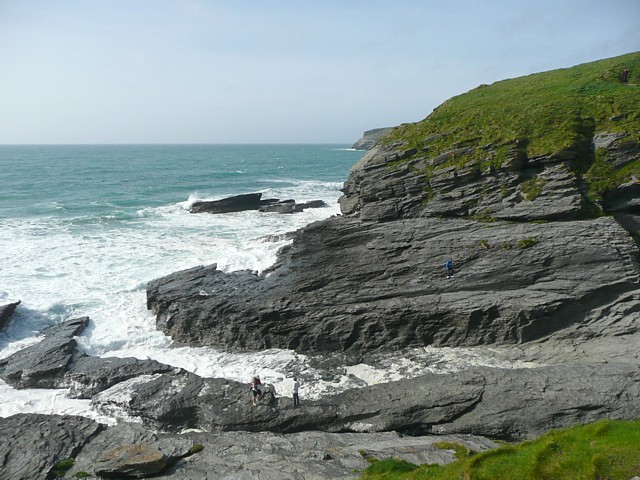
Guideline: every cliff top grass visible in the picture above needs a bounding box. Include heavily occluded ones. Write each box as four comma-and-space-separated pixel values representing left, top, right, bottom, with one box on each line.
360, 418, 640, 480
384, 52, 640, 199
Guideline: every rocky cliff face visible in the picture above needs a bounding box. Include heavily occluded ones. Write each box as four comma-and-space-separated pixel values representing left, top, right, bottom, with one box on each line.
351, 127, 395, 150
148, 54, 640, 359
338, 133, 638, 223
147, 216, 640, 353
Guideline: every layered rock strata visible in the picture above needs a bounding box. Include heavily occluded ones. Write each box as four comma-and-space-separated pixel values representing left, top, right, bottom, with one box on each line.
147, 216, 640, 353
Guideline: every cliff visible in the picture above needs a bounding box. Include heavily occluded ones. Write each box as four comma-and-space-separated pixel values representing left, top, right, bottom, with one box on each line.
148, 52, 640, 356
340, 52, 640, 221
351, 127, 394, 150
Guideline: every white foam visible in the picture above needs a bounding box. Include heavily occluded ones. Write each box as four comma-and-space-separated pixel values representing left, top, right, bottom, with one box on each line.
0, 379, 115, 424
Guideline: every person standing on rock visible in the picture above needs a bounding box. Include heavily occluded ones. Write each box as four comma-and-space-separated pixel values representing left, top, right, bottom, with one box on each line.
250, 375, 262, 406
445, 258, 455, 278
292, 377, 300, 407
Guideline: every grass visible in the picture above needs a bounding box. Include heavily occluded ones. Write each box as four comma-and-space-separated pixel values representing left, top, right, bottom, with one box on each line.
517, 237, 540, 249
360, 419, 640, 480
381, 52, 640, 204
520, 176, 547, 200
53, 458, 74, 477
189, 443, 204, 454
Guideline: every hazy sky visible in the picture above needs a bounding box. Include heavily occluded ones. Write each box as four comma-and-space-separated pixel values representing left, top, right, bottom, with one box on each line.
1, 1, 638, 144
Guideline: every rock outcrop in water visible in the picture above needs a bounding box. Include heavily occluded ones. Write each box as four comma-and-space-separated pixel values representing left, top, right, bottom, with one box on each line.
190, 192, 327, 215
0, 300, 20, 331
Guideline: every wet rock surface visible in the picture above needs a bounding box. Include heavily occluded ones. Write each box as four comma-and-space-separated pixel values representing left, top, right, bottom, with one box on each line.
0, 300, 20, 331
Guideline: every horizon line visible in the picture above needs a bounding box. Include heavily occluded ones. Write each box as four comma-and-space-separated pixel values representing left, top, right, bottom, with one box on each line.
0, 142, 357, 147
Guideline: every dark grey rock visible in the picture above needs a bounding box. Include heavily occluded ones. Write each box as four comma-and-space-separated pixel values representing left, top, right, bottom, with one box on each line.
66, 422, 195, 479
66, 355, 176, 399
0, 300, 20, 331
190, 193, 263, 214
191, 194, 329, 216
0, 317, 89, 389
0, 414, 102, 480
0, 316, 181, 401
162, 430, 497, 479
91, 370, 207, 431
340, 129, 640, 222
594, 131, 640, 169
295, 199, 328, 211
147, 215, 640, 354
603, 180, 640, 213
259, 202, 296, 214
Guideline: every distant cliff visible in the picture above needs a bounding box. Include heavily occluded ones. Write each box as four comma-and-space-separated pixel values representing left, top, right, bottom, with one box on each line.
351, 127, 394, 150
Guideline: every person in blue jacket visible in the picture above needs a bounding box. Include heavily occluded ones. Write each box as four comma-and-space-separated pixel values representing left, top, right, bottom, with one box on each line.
445, 258, 454, 278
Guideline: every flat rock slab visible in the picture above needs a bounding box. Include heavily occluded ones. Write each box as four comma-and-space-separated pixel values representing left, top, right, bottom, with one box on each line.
0, 414, 102, 480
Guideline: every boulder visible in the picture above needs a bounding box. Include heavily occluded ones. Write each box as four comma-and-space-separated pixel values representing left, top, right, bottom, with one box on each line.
67, 421, 195, 479
0, 300, 20, 331
95, 444, 167, 478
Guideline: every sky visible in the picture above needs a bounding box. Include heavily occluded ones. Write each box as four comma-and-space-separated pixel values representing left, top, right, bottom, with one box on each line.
0, 1, 638, 144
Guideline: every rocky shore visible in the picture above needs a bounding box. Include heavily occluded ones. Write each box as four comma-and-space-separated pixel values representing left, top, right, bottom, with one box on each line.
1, 54, 639, 479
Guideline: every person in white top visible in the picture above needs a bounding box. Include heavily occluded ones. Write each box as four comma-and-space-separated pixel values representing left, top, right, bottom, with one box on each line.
292, 377, 300, 407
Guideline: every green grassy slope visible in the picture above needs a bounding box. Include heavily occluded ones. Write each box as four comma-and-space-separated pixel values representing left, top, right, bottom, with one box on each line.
360, 419, 640, 480
384, 52, 640, 201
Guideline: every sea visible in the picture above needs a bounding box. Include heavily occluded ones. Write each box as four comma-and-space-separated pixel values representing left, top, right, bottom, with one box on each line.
0, 144, 537, 424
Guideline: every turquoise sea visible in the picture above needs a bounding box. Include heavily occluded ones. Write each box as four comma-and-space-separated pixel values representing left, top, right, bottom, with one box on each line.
0, 144, 362, 419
